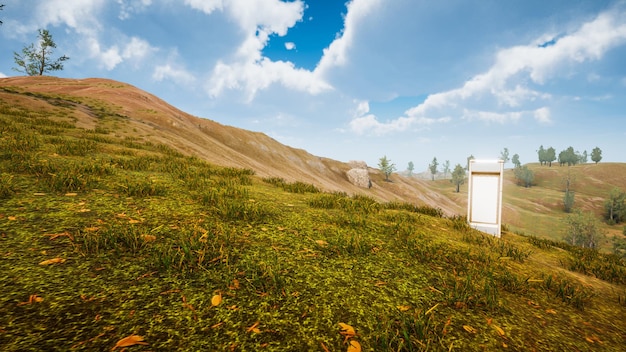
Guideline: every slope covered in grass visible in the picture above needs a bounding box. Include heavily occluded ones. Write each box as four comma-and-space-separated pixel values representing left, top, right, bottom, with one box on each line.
1, 78, 625, 351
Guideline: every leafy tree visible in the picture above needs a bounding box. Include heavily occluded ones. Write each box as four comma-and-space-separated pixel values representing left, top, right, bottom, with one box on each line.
466, 154, 474, 171
451, 164, 466, 193
407, 161, 414, 177
604, 188, 626, 224
558, 147, 578, 166
563, 210, 603, 249
546, 147, 556, 167
442, 160, 450, 178
13, 29, 69, 76
563, 190, 575, 213
428, 157, 438, 181
500, 147, 510, 165
511, 154, 521, 168
562, 166, 575, 213
591, 147, 602, 164
378, 155, 396, 182
580, 150, 588, 164
513, 165, 534, 188
538, 145, 547, 165
613, 235, 626, 258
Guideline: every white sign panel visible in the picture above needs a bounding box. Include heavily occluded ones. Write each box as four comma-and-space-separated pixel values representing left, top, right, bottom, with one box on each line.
467, 160, 503, 237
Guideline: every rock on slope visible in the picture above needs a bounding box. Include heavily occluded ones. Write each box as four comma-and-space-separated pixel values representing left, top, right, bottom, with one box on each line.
0, 76, 463, 215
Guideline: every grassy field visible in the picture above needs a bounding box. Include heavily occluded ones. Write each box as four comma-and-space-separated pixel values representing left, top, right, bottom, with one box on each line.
424, 163, 626, 252
1, 85, 625, 351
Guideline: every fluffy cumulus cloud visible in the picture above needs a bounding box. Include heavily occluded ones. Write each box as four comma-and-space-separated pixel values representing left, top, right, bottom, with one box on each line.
34, 0, 106, 36
13, 0, 159, 72
314, 0, 382, 76
186, 0, 334, 99
87, 36, 157, 70
152, 50, 195, 85
348, 5, 626, 135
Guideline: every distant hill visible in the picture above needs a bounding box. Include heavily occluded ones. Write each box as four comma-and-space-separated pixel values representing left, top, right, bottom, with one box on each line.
1, 76, 624, 244
1, 76, 625, 351
0, 76, 462, 215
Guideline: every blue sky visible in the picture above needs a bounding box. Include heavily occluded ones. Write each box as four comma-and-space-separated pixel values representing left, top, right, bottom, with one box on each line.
1, 0, 625, 172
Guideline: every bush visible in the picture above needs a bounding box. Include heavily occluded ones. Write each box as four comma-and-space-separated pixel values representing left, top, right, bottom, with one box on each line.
513, 165, 534, 188
563, 210, 604, 249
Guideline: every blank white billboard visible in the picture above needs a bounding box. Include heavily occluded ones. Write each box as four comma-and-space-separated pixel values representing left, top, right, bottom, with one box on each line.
467, 160, 503, 237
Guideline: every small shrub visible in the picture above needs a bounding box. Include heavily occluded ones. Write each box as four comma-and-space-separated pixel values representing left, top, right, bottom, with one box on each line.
0, 173, 16, 199
117, 177, 167, 197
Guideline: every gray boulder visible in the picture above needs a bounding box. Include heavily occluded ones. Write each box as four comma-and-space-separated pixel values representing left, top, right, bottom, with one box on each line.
346, 161, 371, 188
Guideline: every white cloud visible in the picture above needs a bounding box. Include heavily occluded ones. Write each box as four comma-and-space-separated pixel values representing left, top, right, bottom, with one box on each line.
533, 107, 552, 124
183, 0, 224, 15
153, 64, 195, 85
87, 36, 157, 70
315, 0, 383, 76
192, 0, 333, 99
35, 0, 105, 36
0, 72, 7, 78
462, 109, 523, 124
285, 42, 296, 50
208, 58, 331, 101
116, 0, 153, 20
348, 5, 626, 135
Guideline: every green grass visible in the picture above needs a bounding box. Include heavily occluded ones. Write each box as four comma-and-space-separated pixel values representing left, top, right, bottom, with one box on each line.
0, 84, 625, 351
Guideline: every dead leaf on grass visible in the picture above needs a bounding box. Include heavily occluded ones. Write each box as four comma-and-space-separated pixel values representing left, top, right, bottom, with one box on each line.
141, 234, 156, 242
347, 340, 361, 352
320, 341, 330, 352
246, 321, 261, 334
43, 232, 73, 241
39, 257, 66, 265
492, 324, 505, 337
315, 240, 328, 246
211, 293, 222, 307
545, 309, 557, 314
463, 325, 477, 334
397, 305, 410, 312
339, 323, 356, 338
17, 294, 44, 306
111, 335, 148, 350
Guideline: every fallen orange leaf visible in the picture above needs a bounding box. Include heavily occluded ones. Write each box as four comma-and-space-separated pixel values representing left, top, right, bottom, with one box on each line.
463, 325, 477, 334
315, 240, 328, 246
397, 305, 410, 312
17, 294, 44, 306
246, 321, 261, 334
111, 335, 148, 350
347, 340, 361, 352
320, 342, 330, 352
211, 293, 222, 307
39, 257, 66, 265
339, 323, 356, 338
545, 309, 557, 314
493, 324, 505, 337
141, 234, 156, 242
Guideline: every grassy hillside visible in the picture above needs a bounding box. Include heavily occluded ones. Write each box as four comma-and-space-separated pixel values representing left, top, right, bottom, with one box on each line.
421, 163, 626, 252
1, 79, 625, 351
